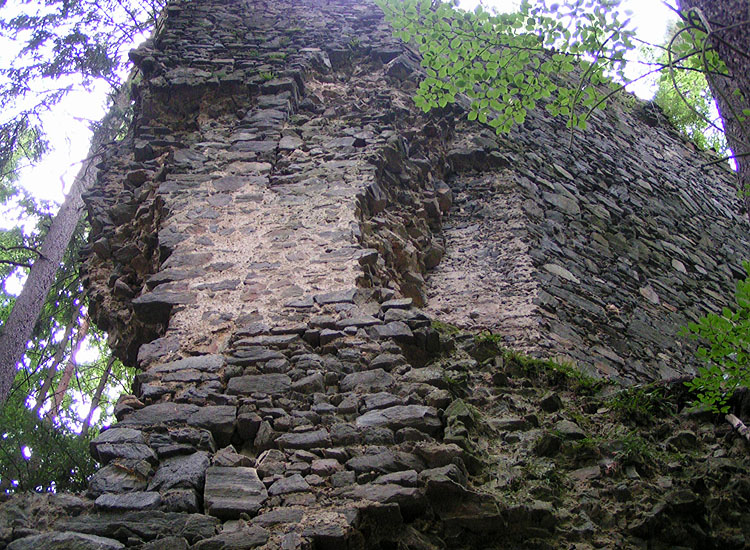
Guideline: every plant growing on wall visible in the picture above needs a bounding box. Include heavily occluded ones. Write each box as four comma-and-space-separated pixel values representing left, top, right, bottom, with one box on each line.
378, 0, 750, 414
683, 262, 750, 414
377, 0, 636, 133
376, 0, 749, 203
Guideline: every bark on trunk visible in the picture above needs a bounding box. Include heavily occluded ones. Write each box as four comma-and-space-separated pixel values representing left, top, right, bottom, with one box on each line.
726, 413, 750, 443
0, 81, 132, 406
30, 321, 75, 417
46, 316, 89, 420
677, 0, 750, 210
0, 157, 103, 405
79, 355, 114, 438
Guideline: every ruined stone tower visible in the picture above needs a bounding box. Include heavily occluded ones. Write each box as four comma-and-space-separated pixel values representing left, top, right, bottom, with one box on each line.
3, 0, 750, 548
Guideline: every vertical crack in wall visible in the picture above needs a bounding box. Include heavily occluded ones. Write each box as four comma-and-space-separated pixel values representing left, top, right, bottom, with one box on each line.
423, 169, 544, 354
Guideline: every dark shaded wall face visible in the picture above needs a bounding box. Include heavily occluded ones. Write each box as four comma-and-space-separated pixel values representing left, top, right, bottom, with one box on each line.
428, 102, 748, 384
63, 0, 750, 546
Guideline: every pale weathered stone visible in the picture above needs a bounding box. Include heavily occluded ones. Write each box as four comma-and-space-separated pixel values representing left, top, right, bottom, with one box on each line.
204, 467, 268, 519
356, 405, 442, 435
8, 532, 125, 550
226, 374, 292, 395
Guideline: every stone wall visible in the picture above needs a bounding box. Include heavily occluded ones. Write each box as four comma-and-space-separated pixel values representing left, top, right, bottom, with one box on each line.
3, 0, 750, 548
428, 105, 749, 384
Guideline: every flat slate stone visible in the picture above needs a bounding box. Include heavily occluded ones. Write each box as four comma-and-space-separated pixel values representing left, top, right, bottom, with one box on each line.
150, 355, 224, 374
91, 427, 145, 445
252, 507, 305, 526
230, 140, 277, 153
87, 463, 148, 498
340, 369, 394, 392
268, 473, 310, 496
146, 267, 205, 289
370, 353, 406, 371
335, 315, 381, 329
363, 392, 404, 412
132, 290, 197, 322
120, 402, 200, 426
228, 348, 285, 366
58, 512, 219, 544
313, 289, 357, 305
91, 442, 157, 466
279, 135, 303, 150
213, 175, 247, 192
375, 470, 418, 487
204, 466, 268, 519
137, 537, 189, 550
291, 372, 324, 393
188, 406, 237, 446
8, 532, 124, 550
148, 451, 210, 492
356, 405, 442, 435
403, 367, 447, 389
161, 369, 205, 383
226, 374, 291, 395
192, 525, 269, 550
345, 449, 422, 474
554, 419, 586, 440
90, 428, 153, 464
340, 483, 427, 518
276, 429, 331, 450
95, 491, 161, 512
235, 334, 299, 348
381, 298, 413, 311
368, 321, 414, 342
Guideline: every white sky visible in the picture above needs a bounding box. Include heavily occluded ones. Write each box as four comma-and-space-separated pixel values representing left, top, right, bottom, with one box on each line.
16, 83, 111, 205
459, 0, 677, 44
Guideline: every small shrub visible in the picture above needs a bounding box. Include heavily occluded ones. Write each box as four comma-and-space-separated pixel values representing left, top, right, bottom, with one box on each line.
616, 431, 658, 469
609, 384, 670, 425
431, 319, 461, 335
683, 261, 750, 413
471, 331, 504, 362
501, 349, 602, 394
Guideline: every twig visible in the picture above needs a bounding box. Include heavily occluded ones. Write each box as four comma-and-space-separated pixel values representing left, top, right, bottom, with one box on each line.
726, 413, 750, 443
702, 151, 750, 168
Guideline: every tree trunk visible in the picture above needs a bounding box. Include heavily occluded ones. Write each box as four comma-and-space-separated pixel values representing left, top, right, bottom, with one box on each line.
677, 0, 750, 209
79, 355, 114, 438
29, 321, 75, 417
0, 76, 135, 407
0, 161, 103, 406
46, 316, 89, 420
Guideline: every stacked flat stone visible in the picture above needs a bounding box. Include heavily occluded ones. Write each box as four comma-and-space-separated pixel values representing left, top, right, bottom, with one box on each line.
6, 0, 747, 547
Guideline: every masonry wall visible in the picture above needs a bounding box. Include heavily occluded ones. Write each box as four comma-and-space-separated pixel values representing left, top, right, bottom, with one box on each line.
3, 0, 749, 548
428, 105, 749, 383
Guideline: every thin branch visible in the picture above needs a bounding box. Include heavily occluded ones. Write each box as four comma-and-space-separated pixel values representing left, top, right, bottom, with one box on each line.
0, 259, 32, 269
0, 244, 43, 257
703, 151, 750, 168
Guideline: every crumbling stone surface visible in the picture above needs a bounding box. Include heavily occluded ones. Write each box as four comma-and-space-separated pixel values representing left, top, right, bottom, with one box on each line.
426, 105, 749, 384
4, 0, 747, 548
